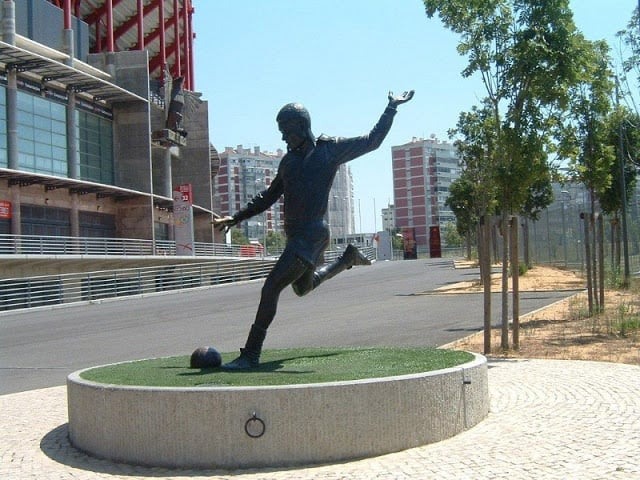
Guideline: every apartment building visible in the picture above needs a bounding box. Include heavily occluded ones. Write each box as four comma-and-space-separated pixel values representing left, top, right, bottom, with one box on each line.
327, 164, 355, 243
213, 145, 284, 241
391, 136, 460, 252
381, 204, 394, 233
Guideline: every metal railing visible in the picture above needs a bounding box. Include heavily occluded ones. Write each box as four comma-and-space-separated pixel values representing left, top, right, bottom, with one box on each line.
0, 234, 378, 260
0, 234, 271, 258
0, 245, 377, 312
0, 259, 276, 312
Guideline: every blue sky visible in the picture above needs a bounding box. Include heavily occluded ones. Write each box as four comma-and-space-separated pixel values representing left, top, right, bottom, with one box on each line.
192, 1, 638, 233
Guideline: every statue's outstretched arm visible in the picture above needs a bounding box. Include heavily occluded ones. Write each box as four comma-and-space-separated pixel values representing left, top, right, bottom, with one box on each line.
387, 90, 415, 109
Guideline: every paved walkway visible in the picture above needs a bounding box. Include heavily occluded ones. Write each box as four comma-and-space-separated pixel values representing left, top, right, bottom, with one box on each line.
1, 358, 639, 479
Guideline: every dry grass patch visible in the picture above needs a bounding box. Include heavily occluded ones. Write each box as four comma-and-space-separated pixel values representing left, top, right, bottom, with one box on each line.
444, 264, 640, 365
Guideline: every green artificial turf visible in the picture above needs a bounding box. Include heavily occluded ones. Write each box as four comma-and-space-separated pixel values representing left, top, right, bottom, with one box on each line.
79, 347, 474, 387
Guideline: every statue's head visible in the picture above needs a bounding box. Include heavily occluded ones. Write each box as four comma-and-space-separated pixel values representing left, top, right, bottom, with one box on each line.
276, 103, 315, 151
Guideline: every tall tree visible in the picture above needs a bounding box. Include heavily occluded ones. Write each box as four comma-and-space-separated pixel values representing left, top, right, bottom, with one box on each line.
424, 0, 583, 349
559, 39, 616, 304
599, 107, 639, 276
448, 103, 498, 353
616, 6, 640, 114
561, 41, 615, 212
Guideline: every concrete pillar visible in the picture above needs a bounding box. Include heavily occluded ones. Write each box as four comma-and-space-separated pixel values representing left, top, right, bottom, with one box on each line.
67, 90, 79, 179
162, 147, 172, 198
70, 192, 79, 237
63, 29, 74, 66
6, 68, 17, 170
2, 1, 15, 46
9, 184, 20, 236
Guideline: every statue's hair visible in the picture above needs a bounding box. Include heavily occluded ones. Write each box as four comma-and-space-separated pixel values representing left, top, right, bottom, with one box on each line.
276, 103, 315, 143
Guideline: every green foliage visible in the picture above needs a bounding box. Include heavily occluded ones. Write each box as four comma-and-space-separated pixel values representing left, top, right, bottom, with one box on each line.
599, 107, 639, 216
606, 267, 626, 289
427, 0, 580, 218
441, 221, 464, 247
616, 6, 640, 111
265, 230, 286, 250
79, 347, 475, 387
390, 228, 404, 250
616, 316, 640, 337
427, 1, 583, 311
447, 100, 499, 225
445, 175, 480, 238
561, 40, 616, 209
518, 262, 528, 276
509, 262, 528, 277
230, 228, 249, 245
521, 171, 553, 221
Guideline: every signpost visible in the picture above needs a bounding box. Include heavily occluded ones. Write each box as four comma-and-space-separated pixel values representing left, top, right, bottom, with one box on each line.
172, 184, 194, 256
0, 200, 11, 219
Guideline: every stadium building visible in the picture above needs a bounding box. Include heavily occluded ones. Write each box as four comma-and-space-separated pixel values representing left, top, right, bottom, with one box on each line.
0, 0, 219, 251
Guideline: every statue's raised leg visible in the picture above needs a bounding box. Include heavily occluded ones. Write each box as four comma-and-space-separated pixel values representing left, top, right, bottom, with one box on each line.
312, 244, 371, 287
222, 245, 370, 370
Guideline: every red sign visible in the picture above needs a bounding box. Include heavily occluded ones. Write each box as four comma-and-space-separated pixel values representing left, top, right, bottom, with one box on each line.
0, 200, 11, 219
429, 225, 442, 258
173, 183, 193, 205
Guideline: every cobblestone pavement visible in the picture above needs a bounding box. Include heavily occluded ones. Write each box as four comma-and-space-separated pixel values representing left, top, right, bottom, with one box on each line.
2, 358, 639, 480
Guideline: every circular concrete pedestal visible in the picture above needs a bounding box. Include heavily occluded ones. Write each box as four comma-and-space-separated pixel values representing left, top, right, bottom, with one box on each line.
67, 353, 488, 469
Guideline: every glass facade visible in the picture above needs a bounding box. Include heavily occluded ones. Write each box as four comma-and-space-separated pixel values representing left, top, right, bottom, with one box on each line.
17, 90, 67, 176
77, 110, 114, 184
0, 86, 114, 183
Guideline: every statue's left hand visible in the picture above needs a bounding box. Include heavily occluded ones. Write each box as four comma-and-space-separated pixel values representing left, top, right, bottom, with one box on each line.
211, 215, 237, 233
388, 90, 415, 108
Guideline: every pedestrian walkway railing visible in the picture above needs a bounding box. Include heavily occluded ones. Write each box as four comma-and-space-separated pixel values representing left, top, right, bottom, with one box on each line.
0, 234, 376, 260
0, 246, 377, 312
0, 234, 261, 257
0, 258, 276, 312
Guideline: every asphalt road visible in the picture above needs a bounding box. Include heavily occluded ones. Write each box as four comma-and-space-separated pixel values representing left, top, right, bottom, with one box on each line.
0, 258, 578, 395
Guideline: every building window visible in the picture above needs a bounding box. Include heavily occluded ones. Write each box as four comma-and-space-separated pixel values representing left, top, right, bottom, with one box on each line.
155, 222, 169, 241
20, 204, 70, 236
16, 90, 67, 176
76, 110, 114, 184
79, 211, 116, 238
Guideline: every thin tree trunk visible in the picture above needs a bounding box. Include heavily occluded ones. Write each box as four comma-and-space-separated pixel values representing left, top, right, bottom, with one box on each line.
480, 215, 492, 355
491, 217, 500, 263
591, 212, 599, 312
501, 211, 510, 350
522, 217, 530, 269
597, 214, 605, 310
613, 216, 621, 274
582, 212, 594, 316
511, 216, 520, 350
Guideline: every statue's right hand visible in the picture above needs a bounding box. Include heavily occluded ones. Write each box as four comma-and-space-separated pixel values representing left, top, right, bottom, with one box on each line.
211, 216, 237, 233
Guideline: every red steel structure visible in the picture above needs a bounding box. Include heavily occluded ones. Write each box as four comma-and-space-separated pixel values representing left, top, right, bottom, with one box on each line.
46, 0, 196, 90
